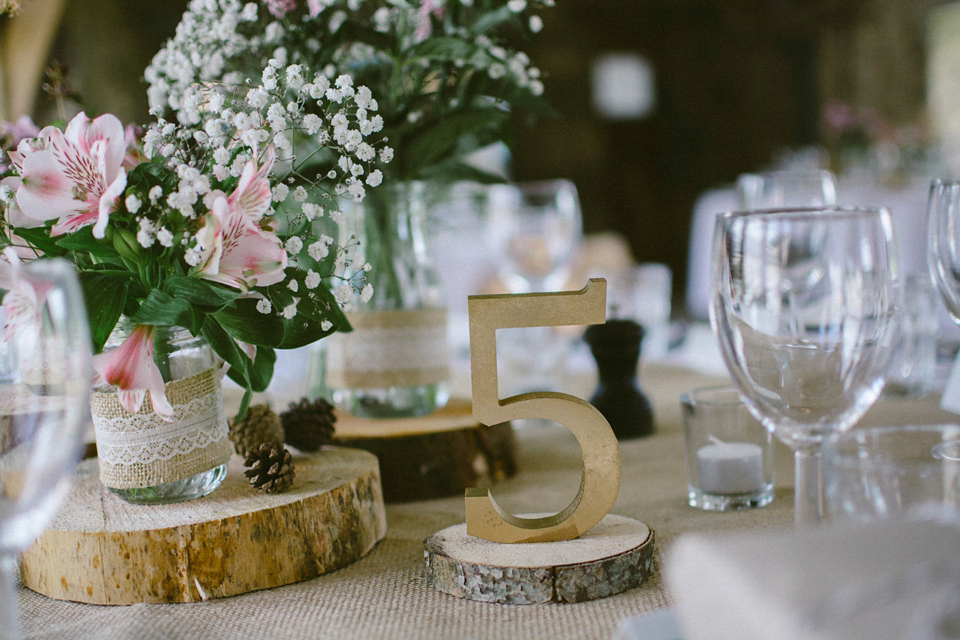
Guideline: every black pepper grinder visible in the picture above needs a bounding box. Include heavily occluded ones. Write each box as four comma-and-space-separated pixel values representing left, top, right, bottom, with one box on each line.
583, 319, 654, 439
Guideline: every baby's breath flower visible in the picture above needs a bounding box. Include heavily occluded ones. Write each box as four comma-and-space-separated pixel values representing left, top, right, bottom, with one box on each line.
257, 298, 273, 314
308, 239, 330, 260
285, 236, 303, 255
125, 194, 142, 213
360, 283, 373, 303
156, 228, 174, 247
334, 283, 353, 304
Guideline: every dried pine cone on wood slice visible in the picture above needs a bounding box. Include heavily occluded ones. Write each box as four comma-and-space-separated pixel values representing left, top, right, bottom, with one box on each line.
244, 442, 295, 494
229, 404, 284, 457
280, 397, 336, 452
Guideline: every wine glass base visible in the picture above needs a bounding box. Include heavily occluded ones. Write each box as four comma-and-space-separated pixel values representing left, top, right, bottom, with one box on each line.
687, 485, 775, 512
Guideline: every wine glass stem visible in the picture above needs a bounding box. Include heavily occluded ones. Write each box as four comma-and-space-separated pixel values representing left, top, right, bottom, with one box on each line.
794, 445, 824, 526
0, 553, 23, 640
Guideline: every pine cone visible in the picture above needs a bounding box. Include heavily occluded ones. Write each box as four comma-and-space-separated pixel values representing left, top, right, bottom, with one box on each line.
244, 442, 295, 493
280, 397, 336, 452
229, 404, 284, 457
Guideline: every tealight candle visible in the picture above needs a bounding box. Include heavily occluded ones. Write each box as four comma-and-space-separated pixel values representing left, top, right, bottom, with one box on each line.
696, 441, 765, 495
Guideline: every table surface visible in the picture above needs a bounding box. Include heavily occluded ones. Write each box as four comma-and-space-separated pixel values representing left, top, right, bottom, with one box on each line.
17, 362, 959, 640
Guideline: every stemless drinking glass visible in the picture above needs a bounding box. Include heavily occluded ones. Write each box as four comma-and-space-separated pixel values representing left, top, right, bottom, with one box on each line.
711, 207, 901, 526
0, 259, 91, 640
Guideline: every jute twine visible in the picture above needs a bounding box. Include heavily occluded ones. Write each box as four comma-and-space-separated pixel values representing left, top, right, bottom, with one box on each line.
91, 368, 232, 489
326, 308, 450, 388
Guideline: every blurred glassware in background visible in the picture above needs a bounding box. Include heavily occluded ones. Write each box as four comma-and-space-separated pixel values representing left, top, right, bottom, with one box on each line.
736, 169, 838, 209
885, 273, 939, 398
825, 424, 960, 524
324, 181, 451, 419
486, 180, 583, 396
605, 262, 673, 359
428, 182, 495, 364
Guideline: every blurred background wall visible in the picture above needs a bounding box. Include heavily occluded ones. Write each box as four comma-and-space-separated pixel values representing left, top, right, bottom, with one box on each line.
0, 0, 954, 314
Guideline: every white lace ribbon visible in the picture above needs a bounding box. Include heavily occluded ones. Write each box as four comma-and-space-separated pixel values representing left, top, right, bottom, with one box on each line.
92, 367, 229, 470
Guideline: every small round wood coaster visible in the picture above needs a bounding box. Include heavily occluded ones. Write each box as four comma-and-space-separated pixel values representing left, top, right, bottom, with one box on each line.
19, 447, 386, 605
424, 514, 655, 604
334, 399, 517, 503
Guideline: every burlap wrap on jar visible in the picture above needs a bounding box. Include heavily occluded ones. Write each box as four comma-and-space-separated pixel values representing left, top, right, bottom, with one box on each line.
91, 367, 232, 489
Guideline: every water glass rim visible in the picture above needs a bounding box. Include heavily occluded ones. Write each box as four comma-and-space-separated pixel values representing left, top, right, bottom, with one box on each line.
830, 424, 960, 469
718, 205, 891, 221
929, 178, 960, 189
680, 385, 745, 407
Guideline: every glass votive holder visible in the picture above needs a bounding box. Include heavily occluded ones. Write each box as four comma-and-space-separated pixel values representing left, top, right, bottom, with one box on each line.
825, 424, 960, 523
681, 386, 775, 511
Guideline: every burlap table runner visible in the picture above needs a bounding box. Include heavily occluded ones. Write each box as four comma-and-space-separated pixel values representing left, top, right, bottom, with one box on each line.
18, 362, 954, 640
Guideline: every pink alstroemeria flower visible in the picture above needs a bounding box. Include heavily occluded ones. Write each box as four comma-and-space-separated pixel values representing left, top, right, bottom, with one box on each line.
306, 0, 323, 17
1, 176, 43, 231
228, 146, 274, 222
415, 0, 445, 41
15, 112, 127, 238
192, 152, 286, 291
92, 324, 174, 420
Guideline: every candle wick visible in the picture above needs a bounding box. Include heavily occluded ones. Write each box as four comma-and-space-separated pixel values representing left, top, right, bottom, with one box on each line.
708, 435, 728, 446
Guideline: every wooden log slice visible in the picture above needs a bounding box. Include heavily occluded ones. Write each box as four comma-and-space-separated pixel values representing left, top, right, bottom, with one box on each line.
334, 399, 517, 503
19, 447, 387, 605
424, 514, 655, 604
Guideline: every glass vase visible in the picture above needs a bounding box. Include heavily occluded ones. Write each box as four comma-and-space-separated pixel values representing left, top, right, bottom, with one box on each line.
91, 321, 231, 504
325, 181, 451, 418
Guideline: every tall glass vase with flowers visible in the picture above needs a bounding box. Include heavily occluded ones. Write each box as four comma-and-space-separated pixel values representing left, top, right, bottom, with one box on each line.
146, 0, 555, 418
0, 59, 390, 502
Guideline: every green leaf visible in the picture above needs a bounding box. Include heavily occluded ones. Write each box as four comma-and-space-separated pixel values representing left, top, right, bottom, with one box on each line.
403, 110, 509, 175
473, 6, 517, 34
78, 273, 129, 352
248, 346, 276, 392
214, 298, 285, 348
55, 226, 112, 255
203, 317, 253, 393
127, 161, 175, 191
130, 289, 202, 334
330, 19, 394, 53
13, 227, 66, 258
408, 37, 478, 63
161, 276, 244, 311
276, 278, 351, 349
203, 317, 274, 397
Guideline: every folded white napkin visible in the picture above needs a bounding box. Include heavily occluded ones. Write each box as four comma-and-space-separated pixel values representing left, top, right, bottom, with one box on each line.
664, 518, 960, 640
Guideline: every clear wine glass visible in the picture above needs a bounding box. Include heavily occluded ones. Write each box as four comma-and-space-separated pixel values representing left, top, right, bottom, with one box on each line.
0, 258, 91, 640
487, 179, 583, 294
485, 180, 584, 397
711, 207, 901, 526
928, 179, 960, 324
